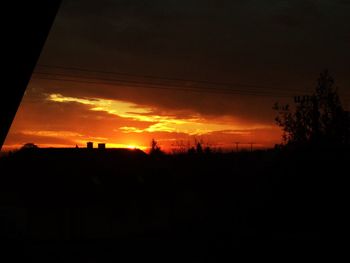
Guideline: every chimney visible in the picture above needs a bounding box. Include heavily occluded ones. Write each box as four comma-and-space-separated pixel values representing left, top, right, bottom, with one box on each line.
87, 142, 93, 149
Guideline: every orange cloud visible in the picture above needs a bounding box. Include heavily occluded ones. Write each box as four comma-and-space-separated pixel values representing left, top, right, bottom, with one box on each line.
48, 93, 274, 136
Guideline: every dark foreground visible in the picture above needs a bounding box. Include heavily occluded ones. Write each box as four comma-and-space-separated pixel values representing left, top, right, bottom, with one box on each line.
0, 147, 348, 261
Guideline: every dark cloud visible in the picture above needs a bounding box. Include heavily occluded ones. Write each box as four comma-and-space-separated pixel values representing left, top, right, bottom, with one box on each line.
37, 0, 349, 88
31, 78, 282, 125
33, 0, 350, 126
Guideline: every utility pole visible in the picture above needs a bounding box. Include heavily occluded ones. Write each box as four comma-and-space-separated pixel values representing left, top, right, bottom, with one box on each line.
235, 142, 240, 152
249, 142, 255, 152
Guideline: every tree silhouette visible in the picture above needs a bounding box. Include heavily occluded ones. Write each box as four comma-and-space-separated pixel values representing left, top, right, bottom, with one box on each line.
274, 70, 350, 148
196, 142, 203, 154
149, 138, 163, 156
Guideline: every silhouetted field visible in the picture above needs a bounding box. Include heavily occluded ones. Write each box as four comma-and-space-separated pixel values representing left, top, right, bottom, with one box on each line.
0, 147, 348, 261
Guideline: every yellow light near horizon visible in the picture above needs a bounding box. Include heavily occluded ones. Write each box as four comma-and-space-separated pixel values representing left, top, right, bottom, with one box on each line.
126, 145, 138, 149
106, 143, 147, 151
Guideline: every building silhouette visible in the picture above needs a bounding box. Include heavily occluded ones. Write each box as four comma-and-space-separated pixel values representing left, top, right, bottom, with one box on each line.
98, 143, 106, 150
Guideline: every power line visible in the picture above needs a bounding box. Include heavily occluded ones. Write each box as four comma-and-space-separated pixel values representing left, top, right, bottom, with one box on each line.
33, 71, 304, 97
31, 75, 298, 98
33, 64, 350, 99
36, 64, 312, 94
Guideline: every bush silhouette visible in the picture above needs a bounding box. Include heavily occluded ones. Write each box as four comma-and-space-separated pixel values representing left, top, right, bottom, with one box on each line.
20, 143, 39, 150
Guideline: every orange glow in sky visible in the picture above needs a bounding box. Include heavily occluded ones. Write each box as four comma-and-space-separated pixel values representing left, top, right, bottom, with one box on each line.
3, 83, 282, 153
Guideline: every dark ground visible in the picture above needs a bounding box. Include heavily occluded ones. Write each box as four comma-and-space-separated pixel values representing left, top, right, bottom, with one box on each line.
0, 147, 348, 261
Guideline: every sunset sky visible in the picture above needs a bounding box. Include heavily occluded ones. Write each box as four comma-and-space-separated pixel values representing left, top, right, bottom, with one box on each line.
3, 0, 350, 151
